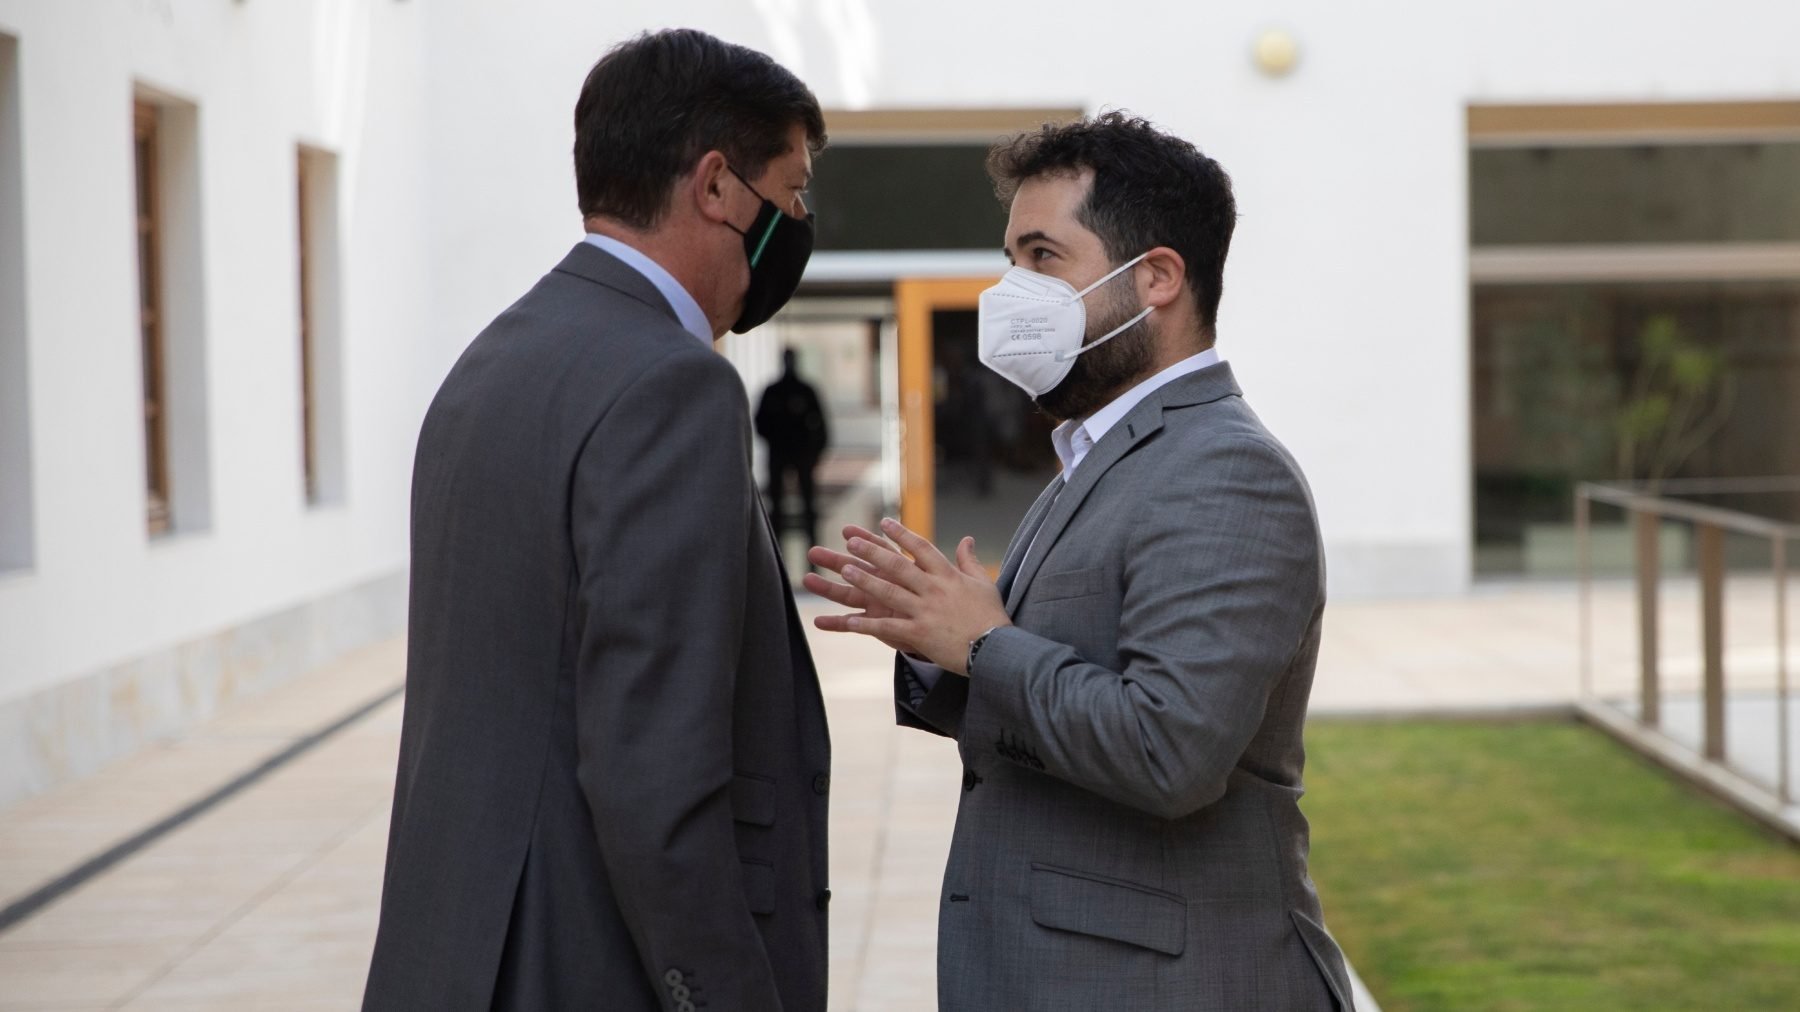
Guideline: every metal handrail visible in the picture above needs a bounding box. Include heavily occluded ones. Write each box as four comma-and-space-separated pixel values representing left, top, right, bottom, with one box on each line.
1579, 481, 1800, 539
1576, 478, 1796, 805
1599, 476, 1800, 496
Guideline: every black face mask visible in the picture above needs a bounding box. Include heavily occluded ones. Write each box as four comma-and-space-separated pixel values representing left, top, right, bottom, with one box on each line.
725, 166, 815, 334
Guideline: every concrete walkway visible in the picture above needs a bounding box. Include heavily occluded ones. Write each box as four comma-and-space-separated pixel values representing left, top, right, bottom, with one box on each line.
0, 584, 1647, 1010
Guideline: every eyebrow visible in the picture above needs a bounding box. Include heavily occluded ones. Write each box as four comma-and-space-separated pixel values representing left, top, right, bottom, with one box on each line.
1003, 229, 1058, 262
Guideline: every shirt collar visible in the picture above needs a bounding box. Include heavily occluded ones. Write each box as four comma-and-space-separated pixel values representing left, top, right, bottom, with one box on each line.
582, 233, 712, 345
1050, 347, 1224, 480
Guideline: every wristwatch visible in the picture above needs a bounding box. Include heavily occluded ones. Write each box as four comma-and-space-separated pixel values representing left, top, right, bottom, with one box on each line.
966, 627, 999, 677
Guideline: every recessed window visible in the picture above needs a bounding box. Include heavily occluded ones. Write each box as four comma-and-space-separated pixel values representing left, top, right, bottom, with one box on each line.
807, 109, 1082, 254
1468, 105, 1800, 577
0, 33, 29, 572
1473, 280, 1800, 574
134, 101, 170, 534
1471, 142, 1800, 246
297, 145, 344, 506
811, 144, 1007, 252
132, 90, 212, 538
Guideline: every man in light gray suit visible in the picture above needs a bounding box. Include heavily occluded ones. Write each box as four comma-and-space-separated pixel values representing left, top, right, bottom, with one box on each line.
364, 31, 831, 1011
807, 113, 1354, 1009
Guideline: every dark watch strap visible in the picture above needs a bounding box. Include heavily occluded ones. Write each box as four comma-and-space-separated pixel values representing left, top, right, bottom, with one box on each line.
966, 628, 996, 676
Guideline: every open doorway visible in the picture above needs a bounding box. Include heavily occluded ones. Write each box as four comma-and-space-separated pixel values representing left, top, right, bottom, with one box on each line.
728, 298, 894, 579
739, 106, 1084, 576
927, 308, 1059, 562
894, 279, 1057, 571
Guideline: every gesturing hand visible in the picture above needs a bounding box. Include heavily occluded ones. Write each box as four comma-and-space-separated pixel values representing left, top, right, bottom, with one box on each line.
803, 523, 918, 654
803, 517, 1010, 676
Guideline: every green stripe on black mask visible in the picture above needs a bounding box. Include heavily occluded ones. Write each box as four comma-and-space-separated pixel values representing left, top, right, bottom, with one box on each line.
725, 165, 816, 334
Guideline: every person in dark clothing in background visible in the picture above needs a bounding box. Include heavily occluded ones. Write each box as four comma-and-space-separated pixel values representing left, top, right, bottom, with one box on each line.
756, 347, 830, 550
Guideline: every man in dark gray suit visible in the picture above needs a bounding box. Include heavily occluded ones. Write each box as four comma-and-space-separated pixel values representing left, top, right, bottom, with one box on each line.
364, 30, 831, 1012
807, 113, 1355, 1009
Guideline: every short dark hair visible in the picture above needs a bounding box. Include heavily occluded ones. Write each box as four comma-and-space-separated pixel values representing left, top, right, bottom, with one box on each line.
987, 112, 1237, 329
574, 29, 827, 228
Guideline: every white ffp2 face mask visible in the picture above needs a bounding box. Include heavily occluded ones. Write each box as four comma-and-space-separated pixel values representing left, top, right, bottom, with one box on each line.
976, 252, 1153, 397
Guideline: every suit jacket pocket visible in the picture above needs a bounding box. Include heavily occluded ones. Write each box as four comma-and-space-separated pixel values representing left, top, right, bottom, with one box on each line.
1029, 862, 1187, 956
731, 772, 776, 827
740, 859, 776, 916
1029, 566, 1107, 603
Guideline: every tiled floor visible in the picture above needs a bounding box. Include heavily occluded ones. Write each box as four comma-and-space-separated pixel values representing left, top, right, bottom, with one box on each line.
0, 617, 969, 1011
0, 642, 406, 1011
2, 582, 1793, 1009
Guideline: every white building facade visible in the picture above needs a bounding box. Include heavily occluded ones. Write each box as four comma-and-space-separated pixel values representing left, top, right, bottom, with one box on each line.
2, 0, 1797, 805
0, 0, 435, 806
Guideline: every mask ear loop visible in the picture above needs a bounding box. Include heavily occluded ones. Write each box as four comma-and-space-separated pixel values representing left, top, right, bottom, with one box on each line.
1071, 251, 1150, 300
1054, 304, 1153, 362
1053, 252, 1154, 362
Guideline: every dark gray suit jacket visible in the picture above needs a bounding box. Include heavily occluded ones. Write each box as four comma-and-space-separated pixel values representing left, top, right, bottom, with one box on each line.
364, 243, 831, 1012
898, 363, 1353, 1010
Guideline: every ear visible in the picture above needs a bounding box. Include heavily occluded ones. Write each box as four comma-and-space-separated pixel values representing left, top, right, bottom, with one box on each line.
1137, 246, 1187, 310
689, 150, 736, 225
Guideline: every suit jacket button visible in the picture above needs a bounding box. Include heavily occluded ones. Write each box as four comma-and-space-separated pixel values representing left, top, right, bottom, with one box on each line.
676, 1003, 696, 1012
816, 888, 831, 910
812, 772, 830, 796
663, 969, 684, 987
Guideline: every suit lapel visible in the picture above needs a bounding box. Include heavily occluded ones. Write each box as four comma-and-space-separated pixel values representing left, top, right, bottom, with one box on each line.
1002, 362, 1242, 615
995, 475, 1064, 599
754, 492, 830, 741
1004, 411, 1163, 614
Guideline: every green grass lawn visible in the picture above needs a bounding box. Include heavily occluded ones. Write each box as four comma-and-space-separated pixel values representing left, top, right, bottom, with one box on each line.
1301, 719, 1800, 1011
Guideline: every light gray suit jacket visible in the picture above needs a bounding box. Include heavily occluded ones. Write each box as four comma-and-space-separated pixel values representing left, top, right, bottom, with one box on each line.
365, 243, 830, 1012
897, 362, 1353, 1010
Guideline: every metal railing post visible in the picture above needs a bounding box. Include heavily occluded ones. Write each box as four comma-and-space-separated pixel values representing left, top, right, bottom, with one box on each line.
1582, 478, 1800, 822
1698, 522, 1726, 762
1775, 535, 1792, 804
1576, 488, 1592, 701
1635, 507, 1661, 727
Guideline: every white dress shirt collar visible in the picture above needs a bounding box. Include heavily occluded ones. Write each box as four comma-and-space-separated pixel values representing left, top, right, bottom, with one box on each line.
1050, 347, 1224, 480
582, 233, 712, 345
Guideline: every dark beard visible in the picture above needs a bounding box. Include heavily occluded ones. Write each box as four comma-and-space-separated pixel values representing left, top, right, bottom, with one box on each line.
1035, 285, 1155, 422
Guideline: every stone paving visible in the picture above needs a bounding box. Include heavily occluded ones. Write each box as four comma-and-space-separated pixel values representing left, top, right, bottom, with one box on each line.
10, 580, 1795, 1009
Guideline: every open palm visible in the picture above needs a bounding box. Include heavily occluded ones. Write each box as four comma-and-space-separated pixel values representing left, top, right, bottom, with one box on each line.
803, 524, 916, 652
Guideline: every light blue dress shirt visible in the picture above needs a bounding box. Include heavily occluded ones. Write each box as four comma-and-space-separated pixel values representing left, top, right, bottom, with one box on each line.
582, 233, 712, 344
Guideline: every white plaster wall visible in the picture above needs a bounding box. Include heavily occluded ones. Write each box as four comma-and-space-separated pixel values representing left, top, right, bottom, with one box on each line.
5, 0, 1798, 717
416, 0, 1799, 598
417, 0, 770, 385
0, 0, 431, 706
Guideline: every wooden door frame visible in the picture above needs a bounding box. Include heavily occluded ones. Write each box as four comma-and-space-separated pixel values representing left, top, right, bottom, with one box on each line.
893, 277, 996, 543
